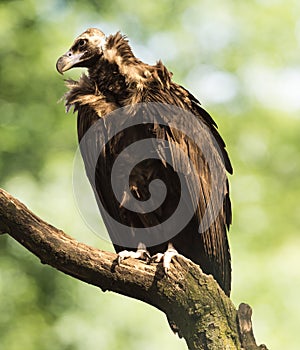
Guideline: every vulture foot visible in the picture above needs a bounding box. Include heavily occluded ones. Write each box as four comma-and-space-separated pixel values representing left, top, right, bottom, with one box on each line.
117, 243, 150, 265
151, 243, 178, 273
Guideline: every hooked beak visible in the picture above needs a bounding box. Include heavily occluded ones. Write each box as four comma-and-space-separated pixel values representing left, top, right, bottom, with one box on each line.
56, 51, 84, 74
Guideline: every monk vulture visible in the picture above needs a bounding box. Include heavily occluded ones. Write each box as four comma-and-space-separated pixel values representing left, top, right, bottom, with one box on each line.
56, 28, 233, 296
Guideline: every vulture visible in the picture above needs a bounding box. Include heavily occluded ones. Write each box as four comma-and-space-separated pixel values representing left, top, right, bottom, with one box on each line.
56, 28, 233, 296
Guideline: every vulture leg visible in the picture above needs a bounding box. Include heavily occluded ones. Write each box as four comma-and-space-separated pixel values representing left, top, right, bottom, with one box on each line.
151, 242, 179, 273
117, 242, 151, 264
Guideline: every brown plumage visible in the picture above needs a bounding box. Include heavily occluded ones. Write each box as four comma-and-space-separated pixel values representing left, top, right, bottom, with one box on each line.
56, 28, 233, 296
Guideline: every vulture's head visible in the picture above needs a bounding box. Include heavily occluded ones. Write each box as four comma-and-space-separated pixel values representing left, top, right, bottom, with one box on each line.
56, 28, 106, 74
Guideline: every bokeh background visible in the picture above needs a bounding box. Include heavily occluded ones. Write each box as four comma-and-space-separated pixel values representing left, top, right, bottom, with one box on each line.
1, 0, 300, 349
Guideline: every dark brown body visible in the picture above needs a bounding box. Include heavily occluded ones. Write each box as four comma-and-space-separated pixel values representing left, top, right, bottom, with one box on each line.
58, 29, 232, 295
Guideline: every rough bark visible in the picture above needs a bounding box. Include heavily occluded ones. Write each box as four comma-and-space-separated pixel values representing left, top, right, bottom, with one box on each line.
0, 188, 267, 350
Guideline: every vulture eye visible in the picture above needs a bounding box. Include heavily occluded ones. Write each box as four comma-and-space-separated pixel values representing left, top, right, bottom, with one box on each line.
78, 39, 87, 48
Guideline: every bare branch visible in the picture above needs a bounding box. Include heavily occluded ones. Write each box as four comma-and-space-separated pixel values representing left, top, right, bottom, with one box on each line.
0, 188, 267, 350
237, 303, 268, 350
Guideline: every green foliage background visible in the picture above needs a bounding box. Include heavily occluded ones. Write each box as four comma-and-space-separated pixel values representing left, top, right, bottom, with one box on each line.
1, 0, 300, 349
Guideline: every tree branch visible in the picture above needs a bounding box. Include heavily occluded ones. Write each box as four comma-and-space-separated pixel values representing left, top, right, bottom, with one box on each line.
0, 188, 267, 350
